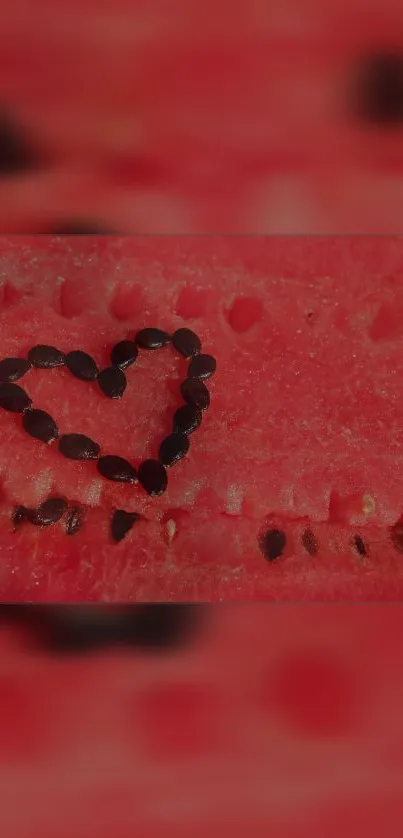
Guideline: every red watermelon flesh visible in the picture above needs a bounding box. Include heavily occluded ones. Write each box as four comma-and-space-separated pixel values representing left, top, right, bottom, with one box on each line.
1, 235, 403, 601
0, 605, 403, 838
3, 1, 403, 232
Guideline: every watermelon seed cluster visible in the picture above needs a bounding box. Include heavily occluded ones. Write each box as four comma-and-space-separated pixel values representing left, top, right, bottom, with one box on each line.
0, 327, 216, 543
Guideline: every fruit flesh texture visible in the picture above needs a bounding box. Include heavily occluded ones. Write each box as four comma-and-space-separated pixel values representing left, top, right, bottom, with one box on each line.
0, 605, 402, 837
0, 235, 403, 601
2, 1, 403, 232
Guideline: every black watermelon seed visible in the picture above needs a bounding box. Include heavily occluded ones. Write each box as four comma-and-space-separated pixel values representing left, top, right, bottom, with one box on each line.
28, 345, 66, 369
173, 404, 202, 435
111, 509, 141, 543
22, 409, 59, 444
188, 353, 217, 380
135, 328, 171, 350
66, 505, 85, 536
353, 534, 367, 556
97, 455, 137, 484
259, 528, 286, 561
138, 459, 168, 496
12, 505, 30, 529
33, 497, 67, 527
98, 366, 127, 399
59, 434, 100, 461
180, 378, 210, 411
0, 358, 31, 382
159, 433, 190, 467
0, 382, 31, 413
110, 340, 138, 370
301, 528, 319, 557
172, 328, 202, 358
65, 350, 99, 382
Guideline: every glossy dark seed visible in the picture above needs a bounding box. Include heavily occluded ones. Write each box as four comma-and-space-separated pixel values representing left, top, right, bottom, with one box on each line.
135, 328, 171, 350
111, 509, 141, 544
172, 328, 201, 358
110, 340, 138, 370
180, 378, 210, 411
33, 497, 67, 527
173, 404, 202, 435
65, 350, 98, 382
259, 528, 286, 561
138, 459, 168, 496
22, 409, 58, 444
159, 433, 190, 467
98, 366, 127, 399
301, 528, 319, 557
0, 382, 31, 413
188, 353, 217, 380
353, 534, 367, 556
28, 345, 66, 369
0, 358, 31, 382
126, 604, 201, 651
97, 455, 137, 484
66, 505, 85, 536
59, 434, 100, 461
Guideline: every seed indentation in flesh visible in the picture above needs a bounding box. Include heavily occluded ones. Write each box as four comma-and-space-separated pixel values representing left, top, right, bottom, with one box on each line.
111, 509, 141, 543
259, 528, 286, 561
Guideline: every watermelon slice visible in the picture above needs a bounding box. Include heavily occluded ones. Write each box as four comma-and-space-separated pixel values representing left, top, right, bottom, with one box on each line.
0, 604, 402, 838
1, 234, 403, 602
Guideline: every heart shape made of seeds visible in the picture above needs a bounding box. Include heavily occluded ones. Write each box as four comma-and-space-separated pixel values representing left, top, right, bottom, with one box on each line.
0, 327, 217, 499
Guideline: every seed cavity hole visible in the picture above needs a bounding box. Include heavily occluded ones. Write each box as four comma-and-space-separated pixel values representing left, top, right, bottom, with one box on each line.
162, 509, 190, 545
301, 528, 319, 556
175, 287, 211, 319
109, 283, 144, 322
259, 528, 286, 562
226, 296, 263, 334
352, 534, 367, 556
59, 279, 91, 319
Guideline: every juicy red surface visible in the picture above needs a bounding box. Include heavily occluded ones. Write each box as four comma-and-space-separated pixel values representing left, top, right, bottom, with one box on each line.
0, 236, 403, 601
2, 1, 403, 231
0, 606, 402, 837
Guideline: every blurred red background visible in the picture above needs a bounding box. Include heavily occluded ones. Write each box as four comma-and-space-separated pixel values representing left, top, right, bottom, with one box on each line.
2, 1, 403, 231
0, 604, 402, 837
